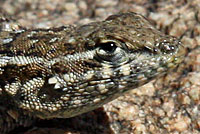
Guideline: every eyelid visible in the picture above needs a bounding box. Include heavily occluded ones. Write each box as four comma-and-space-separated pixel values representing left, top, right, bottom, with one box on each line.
99, 39, 120, 47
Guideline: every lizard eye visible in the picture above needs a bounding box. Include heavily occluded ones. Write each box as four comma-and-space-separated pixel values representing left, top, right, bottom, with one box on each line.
96, 41, 128, 64
98, 42, 117, 53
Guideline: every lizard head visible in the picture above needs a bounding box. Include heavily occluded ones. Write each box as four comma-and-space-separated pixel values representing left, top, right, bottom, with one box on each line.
16, 12, 187, 119
69, 12, 187, 94
39, 12, 187, 118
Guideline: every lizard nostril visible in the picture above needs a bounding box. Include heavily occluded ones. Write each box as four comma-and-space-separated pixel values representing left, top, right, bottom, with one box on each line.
156, 37, 180, 54
159, 42, 176, 53
157, 39, 179, 54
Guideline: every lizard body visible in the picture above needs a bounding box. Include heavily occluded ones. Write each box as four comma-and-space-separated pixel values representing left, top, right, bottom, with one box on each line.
0, 12, 187, 133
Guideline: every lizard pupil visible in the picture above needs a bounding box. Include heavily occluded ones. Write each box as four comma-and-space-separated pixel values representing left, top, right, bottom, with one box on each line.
99, 42, 117, 53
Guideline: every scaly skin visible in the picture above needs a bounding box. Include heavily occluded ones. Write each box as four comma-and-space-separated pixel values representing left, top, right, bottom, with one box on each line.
0, 12, 187, 133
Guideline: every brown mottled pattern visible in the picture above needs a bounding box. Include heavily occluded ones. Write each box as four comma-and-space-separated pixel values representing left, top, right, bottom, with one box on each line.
0, 12, 187, 133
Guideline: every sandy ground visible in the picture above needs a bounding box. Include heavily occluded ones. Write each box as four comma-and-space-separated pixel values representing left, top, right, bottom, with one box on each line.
0, 0, 200, 134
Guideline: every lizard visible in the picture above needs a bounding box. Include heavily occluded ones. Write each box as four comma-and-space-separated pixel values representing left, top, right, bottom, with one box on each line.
0, 12, 187, 133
